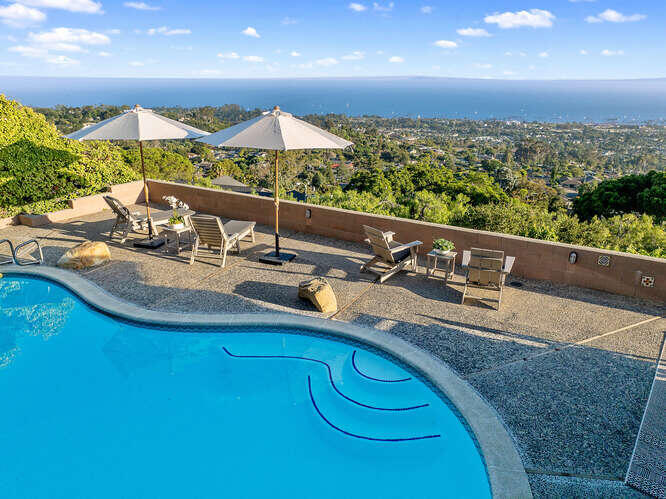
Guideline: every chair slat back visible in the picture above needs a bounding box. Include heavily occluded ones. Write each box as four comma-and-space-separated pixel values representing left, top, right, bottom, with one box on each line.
471, 247, 504, 260
468, 255, 502, 286
189, 215, 227, 247
363, 225, 395, 263
104, 196, 130, 220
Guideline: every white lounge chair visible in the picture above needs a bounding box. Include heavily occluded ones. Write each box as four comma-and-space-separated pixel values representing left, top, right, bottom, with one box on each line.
360, 225, 422, 283
188, 215, 256, 267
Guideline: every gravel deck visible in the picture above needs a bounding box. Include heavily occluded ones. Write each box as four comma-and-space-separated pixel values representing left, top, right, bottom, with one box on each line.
2, 205, 665, 498
626, 336, 666, 498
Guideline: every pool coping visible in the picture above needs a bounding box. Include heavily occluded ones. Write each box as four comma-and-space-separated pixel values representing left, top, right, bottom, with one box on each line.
2, 265, 533, 498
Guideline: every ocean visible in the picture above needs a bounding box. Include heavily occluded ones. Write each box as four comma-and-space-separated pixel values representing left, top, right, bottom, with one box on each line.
2, 76, 666, 123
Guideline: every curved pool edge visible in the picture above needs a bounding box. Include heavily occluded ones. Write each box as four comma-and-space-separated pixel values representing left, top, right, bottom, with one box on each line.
2, 265, 532, 498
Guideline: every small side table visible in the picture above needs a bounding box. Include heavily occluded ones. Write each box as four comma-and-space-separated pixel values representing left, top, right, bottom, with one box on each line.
162, 226, 193, 255
426, 250, 457, 283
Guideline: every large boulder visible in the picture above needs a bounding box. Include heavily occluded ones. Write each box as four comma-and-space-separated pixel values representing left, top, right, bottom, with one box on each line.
57, 241, 110, 270
298, 277, 338, 313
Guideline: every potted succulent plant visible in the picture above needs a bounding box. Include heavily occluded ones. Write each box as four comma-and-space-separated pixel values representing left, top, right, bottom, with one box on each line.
432, 238, 455, 255
162, 195, 189, 230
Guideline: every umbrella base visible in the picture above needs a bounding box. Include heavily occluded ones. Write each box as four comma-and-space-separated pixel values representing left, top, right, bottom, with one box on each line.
134, 237, 165, 249
259, 251, 296, 266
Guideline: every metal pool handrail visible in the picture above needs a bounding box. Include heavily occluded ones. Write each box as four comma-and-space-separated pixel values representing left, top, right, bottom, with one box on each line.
0, 239, 44, 266
0, 239, 15, 265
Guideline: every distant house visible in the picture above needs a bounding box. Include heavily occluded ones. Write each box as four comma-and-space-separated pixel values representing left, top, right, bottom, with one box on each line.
197, 162, 214, 175
560, 177, 582, 189
211, 175, 252, 193
187, 153, 199, 160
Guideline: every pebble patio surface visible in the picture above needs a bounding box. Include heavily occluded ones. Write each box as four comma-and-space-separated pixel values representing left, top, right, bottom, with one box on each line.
2, 206, 664, 498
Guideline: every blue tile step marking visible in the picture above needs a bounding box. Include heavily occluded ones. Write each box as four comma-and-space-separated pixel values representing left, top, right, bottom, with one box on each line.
222, 347, 428, 411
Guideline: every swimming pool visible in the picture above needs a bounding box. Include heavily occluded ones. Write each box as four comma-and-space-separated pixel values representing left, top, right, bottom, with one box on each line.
1, 275, 491, 498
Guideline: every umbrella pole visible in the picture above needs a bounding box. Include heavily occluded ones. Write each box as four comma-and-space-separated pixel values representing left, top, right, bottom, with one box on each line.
133, 141, 165, 249
140, 141, 154, 239
274, 149, 280, 256
259, 148, 295, 265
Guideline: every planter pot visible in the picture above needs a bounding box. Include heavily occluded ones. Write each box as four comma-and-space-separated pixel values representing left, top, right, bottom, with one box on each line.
167, 223, 185, 230
432, 248, 453, 256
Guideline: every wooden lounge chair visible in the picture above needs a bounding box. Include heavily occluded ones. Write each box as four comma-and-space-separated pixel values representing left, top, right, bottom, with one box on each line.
461, 247, 515, 310
360, 225, 422, 283
188, 215, 256, 267
104, 196, 177, 244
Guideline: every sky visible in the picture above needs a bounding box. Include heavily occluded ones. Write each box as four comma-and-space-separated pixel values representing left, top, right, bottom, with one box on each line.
0, 0, 663, 80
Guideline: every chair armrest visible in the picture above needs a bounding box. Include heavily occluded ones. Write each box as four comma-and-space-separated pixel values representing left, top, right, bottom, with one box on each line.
502, 256, 515, 274
461, 250, 471, 267
390, 240, 422, 253
384, 231, 396, 243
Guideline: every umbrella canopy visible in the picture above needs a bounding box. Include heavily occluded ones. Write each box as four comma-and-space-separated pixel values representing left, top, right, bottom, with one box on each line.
197, 106, 352, 265
197, 107, 352, 150
66, 105, 209, 247
66, 105, 209, 141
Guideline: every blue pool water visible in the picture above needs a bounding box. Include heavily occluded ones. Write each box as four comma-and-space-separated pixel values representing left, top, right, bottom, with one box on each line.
0, 276, 490, 498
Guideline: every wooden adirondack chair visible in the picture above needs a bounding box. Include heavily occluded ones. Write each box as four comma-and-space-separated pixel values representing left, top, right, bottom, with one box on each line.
188, 215, 256, 267
360, 225, 422, 283
461, 247, 515, 310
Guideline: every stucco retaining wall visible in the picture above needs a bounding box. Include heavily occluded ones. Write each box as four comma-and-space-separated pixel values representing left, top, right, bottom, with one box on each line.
147, 180, 665, 302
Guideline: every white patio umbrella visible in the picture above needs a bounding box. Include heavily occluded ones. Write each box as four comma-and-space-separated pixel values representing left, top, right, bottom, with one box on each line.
197, 106, 353, 265
66, 104, 210, 248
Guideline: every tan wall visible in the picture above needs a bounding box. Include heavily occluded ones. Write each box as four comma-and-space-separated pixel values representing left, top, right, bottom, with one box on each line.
17, 181, 145, 227
148, 180, 666, 302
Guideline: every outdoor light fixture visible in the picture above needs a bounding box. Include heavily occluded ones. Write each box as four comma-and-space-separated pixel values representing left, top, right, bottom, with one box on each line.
568, 251, 578, 264
305, 209, 312, 219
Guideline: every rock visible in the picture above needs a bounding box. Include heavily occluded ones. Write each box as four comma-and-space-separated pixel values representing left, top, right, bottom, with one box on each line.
57, 241, 110, 270
298, 277, 337, 313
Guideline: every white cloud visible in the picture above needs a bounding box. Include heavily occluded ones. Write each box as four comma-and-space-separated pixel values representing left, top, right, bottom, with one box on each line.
504, 51, 512, 56
420, 6, 432, 14
376, 50, 384, 55
519, 51, 527, 56
243, 55, 264, 62
218, 51, 239, 59
433, 40, 457, 49
147, 26, 190, 36
475, 63, 492, 69
281, 16, 298, 25
316, 57, 338, 66
373, 2, 393, 12
9, 44, 47, 57
129, 60, 144, 66
47, 54, 78, 64
457, 27, 491, 37
29, 27, 110, 45
241, 26, 260, 38
579, 49, 588, 55
198, 69, 222, 76
484, 9, 555, 29
388, 55, 404, 63
19, 0, 102, 14
0, 3, 45, 28
341, 50, 364, 60
432, 64, 440, 70
98, 51, 111, 56
124, 2, 161, 11
290, 51, 301, 57
106, 28, 120, 35
348, 3, 366, 12
538, 51, 549, 58
586, 9, 646, 24
601, 49, 624, 56
503, 70, 515, 75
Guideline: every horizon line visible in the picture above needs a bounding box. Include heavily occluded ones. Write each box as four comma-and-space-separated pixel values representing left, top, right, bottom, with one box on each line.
2, 74, 666, 83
